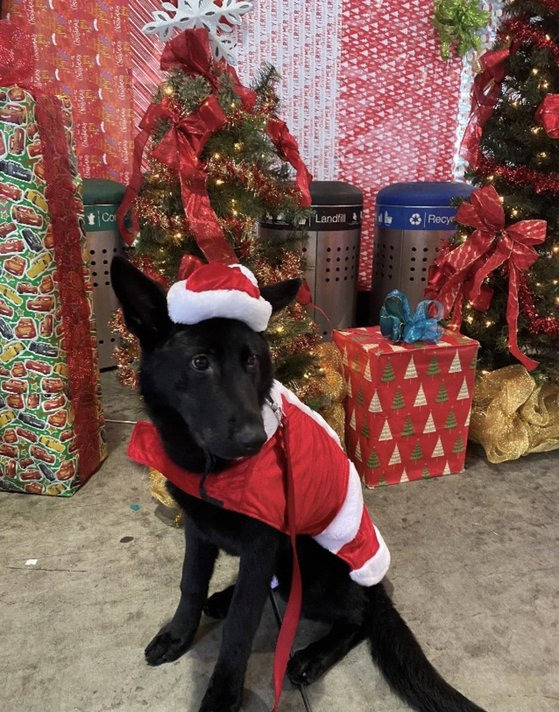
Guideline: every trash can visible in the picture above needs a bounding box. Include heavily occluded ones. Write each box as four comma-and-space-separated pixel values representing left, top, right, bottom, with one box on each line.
259, 181, 362, 339
370, 181, 474, 324
83, 179, 125, 369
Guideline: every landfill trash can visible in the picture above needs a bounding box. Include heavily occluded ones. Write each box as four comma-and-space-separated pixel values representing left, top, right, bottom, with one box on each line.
259, 181, 362, 339
370, 181, 474, 324
83, 178, 125, 369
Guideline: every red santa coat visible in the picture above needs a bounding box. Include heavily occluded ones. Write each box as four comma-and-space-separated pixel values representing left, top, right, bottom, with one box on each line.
128, 381, 390, 586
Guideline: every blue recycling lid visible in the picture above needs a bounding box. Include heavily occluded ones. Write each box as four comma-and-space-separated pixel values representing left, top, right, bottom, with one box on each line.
377, 181, 473, 207
376, 181, 474, 231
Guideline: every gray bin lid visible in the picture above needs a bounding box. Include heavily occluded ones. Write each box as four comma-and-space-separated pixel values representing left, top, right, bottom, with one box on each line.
311, 181, 362, 206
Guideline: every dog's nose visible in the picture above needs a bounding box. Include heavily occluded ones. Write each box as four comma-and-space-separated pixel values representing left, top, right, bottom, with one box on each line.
236, 425, 267, 454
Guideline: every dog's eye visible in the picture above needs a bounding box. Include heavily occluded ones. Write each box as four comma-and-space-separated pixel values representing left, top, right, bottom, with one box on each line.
246, 354, 259, 371
190, 355, 210, 371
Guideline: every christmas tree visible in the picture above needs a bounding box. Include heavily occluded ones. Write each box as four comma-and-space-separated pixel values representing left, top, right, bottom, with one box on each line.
427, 0, 559, 381
113, 28, 332, 407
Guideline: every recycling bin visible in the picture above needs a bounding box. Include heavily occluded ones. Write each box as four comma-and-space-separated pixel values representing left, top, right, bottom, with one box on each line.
83, 179, 125, 369
370, 181, 474, 323
259, 181, 362, 339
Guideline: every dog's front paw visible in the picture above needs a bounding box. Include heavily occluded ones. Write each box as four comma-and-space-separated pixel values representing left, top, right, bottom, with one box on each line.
198, 678, 243, 712
145, 623, 193, 666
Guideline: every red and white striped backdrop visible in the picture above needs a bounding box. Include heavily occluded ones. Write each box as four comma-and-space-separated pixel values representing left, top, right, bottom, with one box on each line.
4, 0, 502, 288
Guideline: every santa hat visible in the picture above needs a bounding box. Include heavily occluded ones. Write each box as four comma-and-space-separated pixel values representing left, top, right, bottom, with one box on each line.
167, 263, 273, 332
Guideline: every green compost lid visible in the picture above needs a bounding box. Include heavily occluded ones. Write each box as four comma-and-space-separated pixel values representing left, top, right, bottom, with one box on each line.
83, 178, 126, 206
83, 178, 126, 233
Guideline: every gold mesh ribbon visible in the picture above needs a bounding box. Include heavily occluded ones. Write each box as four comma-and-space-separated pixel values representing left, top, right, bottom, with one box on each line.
469, 365, 559, 463
315, 342, 347, 446
149, 341, 348, 524
149, 468, 183, 527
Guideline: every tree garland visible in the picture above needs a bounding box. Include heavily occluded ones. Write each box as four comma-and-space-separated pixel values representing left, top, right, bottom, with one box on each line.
499, 18, 559, 65
518, 272, 559, 337
476, 155, 559, 193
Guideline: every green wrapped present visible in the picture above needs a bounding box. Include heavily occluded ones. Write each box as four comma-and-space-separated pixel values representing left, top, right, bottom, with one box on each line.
0, 86, 107, 496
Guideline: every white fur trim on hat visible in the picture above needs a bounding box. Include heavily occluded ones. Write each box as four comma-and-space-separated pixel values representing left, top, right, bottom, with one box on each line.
167, 264, 273, 332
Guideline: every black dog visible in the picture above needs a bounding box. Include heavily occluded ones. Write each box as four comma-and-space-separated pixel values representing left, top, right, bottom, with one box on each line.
111, 256, 485, 712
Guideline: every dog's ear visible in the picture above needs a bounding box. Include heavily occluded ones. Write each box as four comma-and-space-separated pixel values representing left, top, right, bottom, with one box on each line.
260, 278, 302, 314
110, 256, 172, 347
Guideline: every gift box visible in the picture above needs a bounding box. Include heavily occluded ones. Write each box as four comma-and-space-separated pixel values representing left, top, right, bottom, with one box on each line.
332, 327, 478, 487
0, 85, 107, 496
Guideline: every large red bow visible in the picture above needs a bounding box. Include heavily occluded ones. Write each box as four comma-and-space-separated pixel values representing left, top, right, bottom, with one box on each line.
461, 48, 511, 168
117, 95, 237, 263
427, 186, 547, 371
535, 94, 559, 138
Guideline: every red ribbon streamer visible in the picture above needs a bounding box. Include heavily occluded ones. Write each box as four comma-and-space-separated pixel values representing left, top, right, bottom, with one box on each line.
152, 96, 237, 264
427, 186, 547, 371
267, 117, 312, 207
535, 94, 559, 139
0, 19, 103, 480
35, 96, 103, 480
462, 16, 559, 169
296, 279, 333, 331
460, 48, 511, 168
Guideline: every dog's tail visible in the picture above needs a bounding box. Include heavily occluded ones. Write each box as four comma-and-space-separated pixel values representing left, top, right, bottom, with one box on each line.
366, 584, 486, 712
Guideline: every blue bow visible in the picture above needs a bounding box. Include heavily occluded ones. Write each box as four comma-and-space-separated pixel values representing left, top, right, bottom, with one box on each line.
379, 290, 444, 343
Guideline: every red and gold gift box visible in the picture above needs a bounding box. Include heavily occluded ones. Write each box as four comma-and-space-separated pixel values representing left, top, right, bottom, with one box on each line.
332, 327, 479, 488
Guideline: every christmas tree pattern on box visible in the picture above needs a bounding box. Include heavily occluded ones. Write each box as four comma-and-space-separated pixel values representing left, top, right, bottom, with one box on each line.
332, 327, 478, 488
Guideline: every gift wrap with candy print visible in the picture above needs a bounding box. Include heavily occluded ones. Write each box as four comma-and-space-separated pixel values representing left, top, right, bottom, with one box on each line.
332, 327, 479, 487
0, 86, 107, 496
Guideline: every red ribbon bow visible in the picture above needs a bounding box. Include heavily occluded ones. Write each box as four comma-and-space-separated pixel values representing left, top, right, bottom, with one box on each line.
460, 48, 511, 168
427, 186, 547, 371
117, 94, 237, 263
535, 94, 559, 139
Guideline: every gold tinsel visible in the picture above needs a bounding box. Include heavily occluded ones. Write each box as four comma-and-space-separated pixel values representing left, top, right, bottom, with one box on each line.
149, 338, 348, 523
109, 309, 140, 389
469, 365, 559, 463
149, 468, 183, 527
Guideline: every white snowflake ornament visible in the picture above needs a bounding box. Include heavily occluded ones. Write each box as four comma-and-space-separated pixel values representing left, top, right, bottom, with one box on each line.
143, 0, 253, 64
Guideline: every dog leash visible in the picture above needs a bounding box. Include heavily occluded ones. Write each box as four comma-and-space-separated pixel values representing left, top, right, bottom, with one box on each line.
271, 404, 303, 712
268, 588, 314, 712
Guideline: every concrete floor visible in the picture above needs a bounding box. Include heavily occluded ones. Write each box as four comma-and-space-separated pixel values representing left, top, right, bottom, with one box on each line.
1, 372, 558, 712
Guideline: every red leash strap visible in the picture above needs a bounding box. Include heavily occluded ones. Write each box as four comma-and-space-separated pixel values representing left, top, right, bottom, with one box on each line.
296, 280, 334, 334
272, 416, 302, 711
